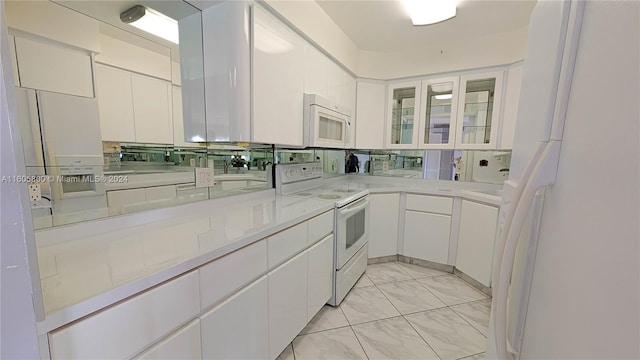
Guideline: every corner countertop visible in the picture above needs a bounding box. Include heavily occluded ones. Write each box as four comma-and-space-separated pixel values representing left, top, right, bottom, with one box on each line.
323, 176, 503, 206
35, 190, 333, 334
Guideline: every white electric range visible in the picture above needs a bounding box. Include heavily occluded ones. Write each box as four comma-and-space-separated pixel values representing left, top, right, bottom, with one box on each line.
275, 163, 369, 305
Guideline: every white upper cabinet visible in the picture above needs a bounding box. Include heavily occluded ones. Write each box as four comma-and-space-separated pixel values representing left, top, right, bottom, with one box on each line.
356, 81, 386, 149
96, 64, 136, 143
454, 71, 504, 149
418, 77, 460, 149
96, 64, 173, 144
253, 5, 305, 147
14, 36, 94, 98
303, 43, 329, 98
131, 73, 173, 144
327, 61, 345, 106
499, 63, 523, 149
385, 81, 422, 149
344, 74, 357, 148
384, 70, 506, 150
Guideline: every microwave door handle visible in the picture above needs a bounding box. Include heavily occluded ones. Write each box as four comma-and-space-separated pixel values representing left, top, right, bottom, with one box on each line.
340, 198, 370, 216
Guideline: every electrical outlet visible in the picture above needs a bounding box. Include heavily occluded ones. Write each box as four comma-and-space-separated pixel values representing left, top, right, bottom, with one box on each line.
194, 167, 215, 188
29, 183, 42, 202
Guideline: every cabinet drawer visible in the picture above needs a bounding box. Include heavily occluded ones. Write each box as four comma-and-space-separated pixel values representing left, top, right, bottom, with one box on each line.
268, 222, 308, 268
406, 194, 453, 215
199, 240, 267, 310
308, 211, 333, 244
134, 319, 201, 359
49, 271, 200, 359
200, 276, 268, 360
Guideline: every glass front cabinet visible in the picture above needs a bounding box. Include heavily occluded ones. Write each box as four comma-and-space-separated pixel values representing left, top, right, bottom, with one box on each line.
385, 71, 504, 150
455, 71, 504, 150
418, 77, 460, 149
385, 81, 421, 149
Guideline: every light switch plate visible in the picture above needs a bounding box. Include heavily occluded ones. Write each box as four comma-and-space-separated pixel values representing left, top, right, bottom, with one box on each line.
195, 167, 215, 188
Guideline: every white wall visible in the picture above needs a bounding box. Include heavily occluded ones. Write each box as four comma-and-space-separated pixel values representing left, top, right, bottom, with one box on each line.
262, 0, 360, 74
358, 26, 528, 80
0, 2, 41, 358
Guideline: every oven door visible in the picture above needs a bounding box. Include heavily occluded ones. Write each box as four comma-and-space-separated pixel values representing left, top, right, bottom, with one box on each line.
336, 196, 369, 269
310, 104, 349, 148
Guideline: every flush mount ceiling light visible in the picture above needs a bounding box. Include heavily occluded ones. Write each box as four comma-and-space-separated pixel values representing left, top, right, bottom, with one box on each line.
434, 94, 453, 100
402, 0, 457, 26
120, 5, 179, 44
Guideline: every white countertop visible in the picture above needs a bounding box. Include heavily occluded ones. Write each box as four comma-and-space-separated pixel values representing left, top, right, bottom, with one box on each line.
35, 175, 502, 333
35, 190, 333, 333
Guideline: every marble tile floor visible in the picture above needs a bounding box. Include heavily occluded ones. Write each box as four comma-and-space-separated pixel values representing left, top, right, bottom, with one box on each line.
277, 261, 491, 360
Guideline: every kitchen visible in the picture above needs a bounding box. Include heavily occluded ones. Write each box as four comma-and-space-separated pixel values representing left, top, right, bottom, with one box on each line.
2, 2, 638, 358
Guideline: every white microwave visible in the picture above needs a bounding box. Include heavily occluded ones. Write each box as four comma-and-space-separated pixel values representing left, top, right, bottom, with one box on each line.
303, 94, 352, 148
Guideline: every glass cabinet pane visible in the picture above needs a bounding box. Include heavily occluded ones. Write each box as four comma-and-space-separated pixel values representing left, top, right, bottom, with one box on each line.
390, 87, 416, 145
460, 78, 496, 145
424, 81, 455, 145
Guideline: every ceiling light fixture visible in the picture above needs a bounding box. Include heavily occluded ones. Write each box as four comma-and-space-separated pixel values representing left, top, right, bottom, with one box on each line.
402, 0, 457, 26
434, 94, 453, 100
120, 5, 179, 44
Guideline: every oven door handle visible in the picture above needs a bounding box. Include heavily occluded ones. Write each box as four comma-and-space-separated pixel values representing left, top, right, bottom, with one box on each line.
339, 197, 369, 217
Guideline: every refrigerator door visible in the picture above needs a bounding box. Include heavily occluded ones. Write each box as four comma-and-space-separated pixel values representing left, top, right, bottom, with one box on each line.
508, 0, 572, 181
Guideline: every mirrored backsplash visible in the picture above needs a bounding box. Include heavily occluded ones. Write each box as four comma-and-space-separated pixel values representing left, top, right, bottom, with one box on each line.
28, 143, 273, 229
275, 148, 511, 184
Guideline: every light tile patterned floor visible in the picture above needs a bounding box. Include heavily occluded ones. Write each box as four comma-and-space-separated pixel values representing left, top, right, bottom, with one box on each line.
277, 261, 490, 360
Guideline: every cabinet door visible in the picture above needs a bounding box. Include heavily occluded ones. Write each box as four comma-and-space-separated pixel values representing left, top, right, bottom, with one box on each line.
307, 234, 334, 320
368, 193, 400, 258
403, 210, 451, 264
455, 71, 504, 149
386, 81, 422, 149
303, 43, 328, 98
456, 200, 498, 287
418, 77, 460, 149
253, 5, 305, 146
131, 73, 173, 144
172, 85, 195, 148
95, 64, 136, 142
499, 63, 523, 149
344, 74, 357, 148
356, 81, 386, 149
14, 36, 93, 97
268, 251, 307, 359
327, 61, 344, 106
201, 276, 268, 360
134, 319, 201, 360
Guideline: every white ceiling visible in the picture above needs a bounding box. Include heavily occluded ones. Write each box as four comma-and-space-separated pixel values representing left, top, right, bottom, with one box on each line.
315, 0, 537, 53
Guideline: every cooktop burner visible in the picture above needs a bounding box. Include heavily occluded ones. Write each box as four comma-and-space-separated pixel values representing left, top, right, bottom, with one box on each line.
333, 189, 359, 193
318, 194, 341, 200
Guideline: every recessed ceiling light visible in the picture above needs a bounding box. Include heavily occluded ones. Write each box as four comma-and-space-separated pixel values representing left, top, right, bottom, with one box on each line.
402, 0, 457, 26
121, 5, 179, 44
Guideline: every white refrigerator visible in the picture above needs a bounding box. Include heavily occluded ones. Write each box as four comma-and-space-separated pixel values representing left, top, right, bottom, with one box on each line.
487, 0, 639, 358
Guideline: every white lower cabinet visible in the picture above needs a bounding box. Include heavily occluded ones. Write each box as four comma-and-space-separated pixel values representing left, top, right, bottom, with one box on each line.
368, 193, 400, 258
268, 251, 308, 359
307, 235, 334, 320
456, 200, 499, 287
134, 319, 202, 360
200, 276, 269, 360
403, 210, 452, 264
48, 271, 200, 359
